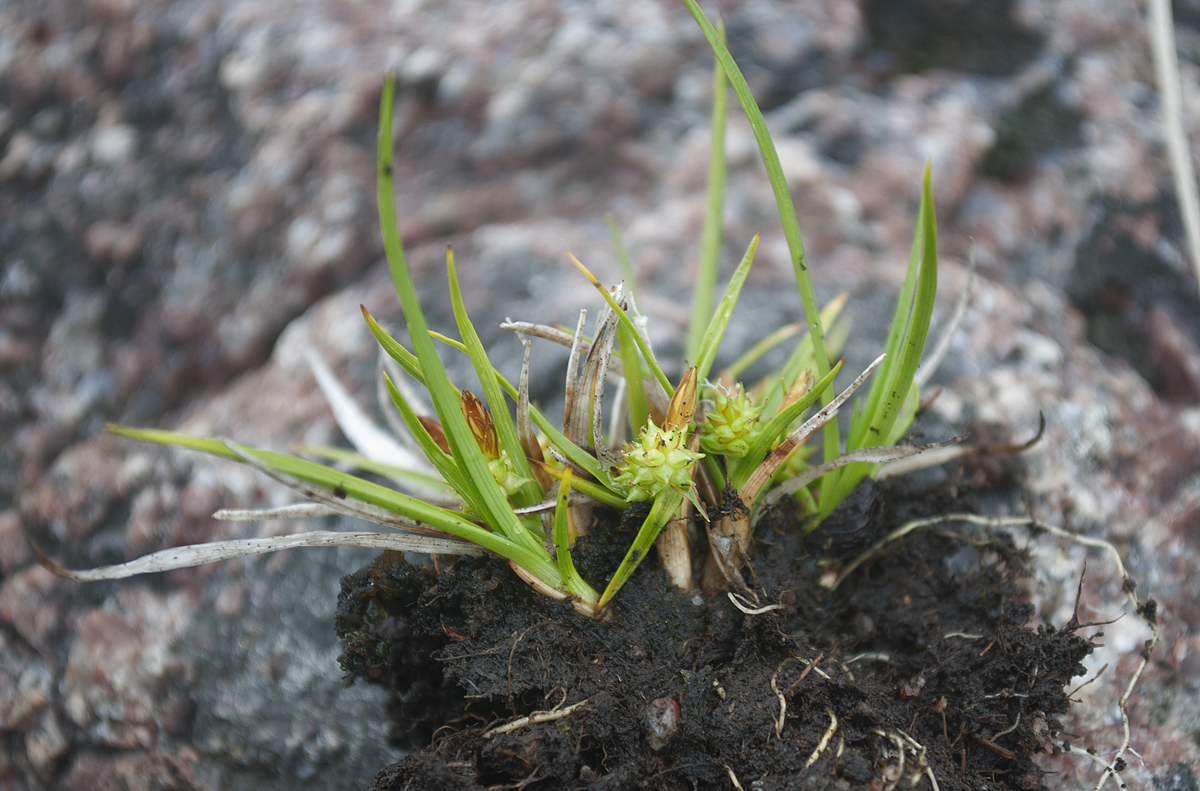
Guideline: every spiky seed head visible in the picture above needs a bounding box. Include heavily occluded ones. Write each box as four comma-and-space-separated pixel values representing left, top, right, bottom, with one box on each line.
614, 420, 704, 502
700, 383, 764, 458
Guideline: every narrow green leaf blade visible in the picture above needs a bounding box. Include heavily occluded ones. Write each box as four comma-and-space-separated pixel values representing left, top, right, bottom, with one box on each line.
361, 306, 425, 385
683, 0, 836, 462
686, 14, 729, 366
376, 74, 547, 561
295, 444, 450, 493
822, 164, 938, 513
693, 234, 758, 384
605, 213, 641, 309
380, 373, 472, 501
552, 469, 600, 609
445, 249, 543, 508
616, 320, 648, 439
596, 488, 685, 611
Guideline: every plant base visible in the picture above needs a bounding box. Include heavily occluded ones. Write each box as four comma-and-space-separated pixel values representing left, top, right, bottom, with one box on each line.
336, 480, 1091, 791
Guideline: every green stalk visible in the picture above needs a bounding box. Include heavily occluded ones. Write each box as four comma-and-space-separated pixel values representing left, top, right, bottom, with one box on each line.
685, 14, 729, 365
552, 468, 601, 608
605, 213, 642, 309
683, 0, 837, 468
445, 248, 543, 508
617, 321, 649, 438
597, 488, 686, 611
693, 234, 758, 385
723, 321, 803, 382
604, 215, 650, 436
376, 75, 548, 564
758, 294, 848, 418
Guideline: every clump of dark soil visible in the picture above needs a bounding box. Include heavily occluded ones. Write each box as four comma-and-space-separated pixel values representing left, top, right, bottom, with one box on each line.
336, 480, 1092, 791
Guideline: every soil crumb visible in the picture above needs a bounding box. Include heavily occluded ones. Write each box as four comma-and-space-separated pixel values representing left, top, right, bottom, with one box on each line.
336, 479, 1091, 791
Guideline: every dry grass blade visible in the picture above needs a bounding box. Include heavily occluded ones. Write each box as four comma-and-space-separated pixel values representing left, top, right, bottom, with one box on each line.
499, 320, 632, 380
1149, 0, 1200, 302
307, 349, 433, 476
759, 437, 963, 513
562, 310, 589, 447
741, 353, 885, 504
225, 441, 453, 537
213, 503, 340, 521
31, 530, 485, 582
583, 295, 623, 470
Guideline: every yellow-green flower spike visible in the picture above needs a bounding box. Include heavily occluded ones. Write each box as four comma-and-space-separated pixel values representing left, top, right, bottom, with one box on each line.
614, 421, 704, 502
700, 383, 763, 458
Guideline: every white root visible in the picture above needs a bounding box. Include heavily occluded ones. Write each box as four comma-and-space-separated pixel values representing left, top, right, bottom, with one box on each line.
727, 591, 782, 615
482, 699, 588, 739
802, 709, 838, 772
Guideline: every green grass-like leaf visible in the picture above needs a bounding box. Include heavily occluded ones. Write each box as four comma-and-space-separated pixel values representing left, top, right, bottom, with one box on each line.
820, 162, 939, 514
376, 74, 557, 567
616, 320, 649, 439
685, 14, 729, 366
445, 248, 543, 508
684, 0, 837, 465
693, 234, 759, 385
361, 306, 426, 384
553, 468, 600, 608
106, 424, 562, 584
605, 212, 641, 309
597, 488, 685, 612
604, 216, 650, 437
294, 444, 449, 494
380, 373, 472, 500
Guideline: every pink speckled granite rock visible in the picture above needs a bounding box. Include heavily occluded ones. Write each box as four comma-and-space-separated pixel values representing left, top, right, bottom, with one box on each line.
3, 0, 1200, 789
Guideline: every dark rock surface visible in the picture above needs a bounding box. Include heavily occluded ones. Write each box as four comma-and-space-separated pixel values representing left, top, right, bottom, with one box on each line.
1, 0, 1198, 788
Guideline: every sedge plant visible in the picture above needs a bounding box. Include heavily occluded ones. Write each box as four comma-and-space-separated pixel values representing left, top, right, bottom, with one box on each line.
39, 4, 957, 617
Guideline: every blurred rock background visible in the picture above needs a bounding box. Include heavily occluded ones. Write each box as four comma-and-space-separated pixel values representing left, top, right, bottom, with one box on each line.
2, 0, 1199, 788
